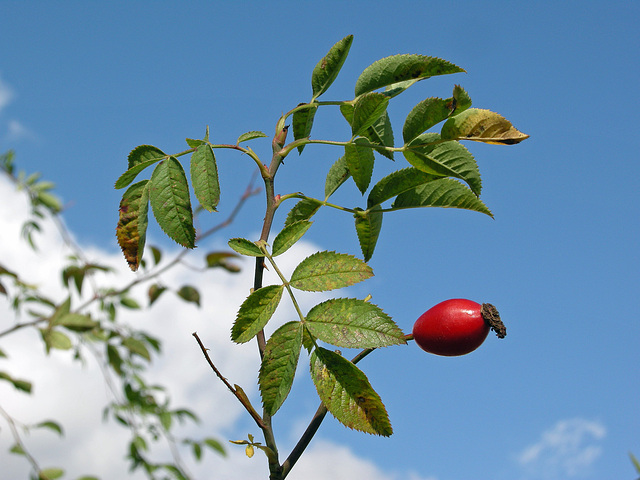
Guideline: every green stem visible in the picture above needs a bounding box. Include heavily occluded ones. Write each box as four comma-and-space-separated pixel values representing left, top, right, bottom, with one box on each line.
277, 193, 358, 215
262, 252, 306, 324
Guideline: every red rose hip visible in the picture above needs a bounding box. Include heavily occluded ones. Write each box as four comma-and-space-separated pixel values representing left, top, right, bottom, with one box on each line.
412, 299, 506, 356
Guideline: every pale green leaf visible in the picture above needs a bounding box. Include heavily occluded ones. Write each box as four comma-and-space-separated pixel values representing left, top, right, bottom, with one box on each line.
53, 313, 98, 332
403, 133, 481, 195
312, 35, 354, 100
122, 337, 151, 361
290, 251, 373, 292
259, 321, 303, 415
310, 347, 392, 436
272, 220, 312, 257
149, 157, 195, 248
354, 206, 383, 262
0, 371, 33, 393
39, 467, 64, 479
177, 285, 201, 307
36, 420, 64, 436
231, 285, 284, 343
391, 178, 493, 216
9, 443, 25, 455
237, 131, 267, 144
191, 144, 220, 212
41, 329, 73, 352
305, 298, 405, 348
441, 108, 529, 145
284, 198, 322, 227
228, 238, 263, 257
355, 54, 465, 96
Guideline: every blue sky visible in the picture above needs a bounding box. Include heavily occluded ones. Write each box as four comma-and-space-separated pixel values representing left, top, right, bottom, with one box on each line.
1, 1, 639, 480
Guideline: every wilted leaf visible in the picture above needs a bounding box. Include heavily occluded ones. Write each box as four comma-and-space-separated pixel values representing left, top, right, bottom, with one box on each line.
191, 144, 220, 212
355, 54, 465, 96
149, 157, 196, 248
305, 298, 405, 348
259, 321, 303, 415
231, 285, 284, 343
354, 206, 383, 262
116, 180, 150, 271
310, 347, 392, 436
272, 220, 312, 257
290, 251, 373, 292
312, 35, 354, 100
440, 108, 529, 145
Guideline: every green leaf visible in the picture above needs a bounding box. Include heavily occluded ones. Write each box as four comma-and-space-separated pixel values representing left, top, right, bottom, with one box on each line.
228, 238, 263, 257
148, 284, 167, 305
53, 313, 98, 332
236, 130, 267, 144
354, 206, 383, 262
367, 167, 440, 208
177, 285, 201, 307
36, 420, 64, 436
305, 298, 405, 349
191, 144, 220, 212
311, 35, 354, 100
259, 321, 303, 415
116, 180, 150, 271
0, 371, 33, 393
122, 337, 151, 361
452, 84, 472, 114
344, 138, 375, 194
40, 329, 73, 353
39, 467, 64, 479
324, 156, 351, 199
290, 251, 373, 292
115, 145, 166, 190
186, 138, 205, 148
284, 198, 322, 227
310, 347, 392, 436
120, 297, 141, 309
403, 97, 452, 144
272, 220, 312, 257
391, 178, 493, 216
382, 78, 421, 98
204, 438, 226, 456
292, 105, 317, 154
149, 157, 196, 248
441, 108, 529, 145
355, 54, 465, 96
231, 285, 284, 343
403, 133, 481, 195
205, 252, 241, 273
107, 344, 123, 375
363, 111, 395, 160
351, 93, 389, 138
10, 443, 25, 455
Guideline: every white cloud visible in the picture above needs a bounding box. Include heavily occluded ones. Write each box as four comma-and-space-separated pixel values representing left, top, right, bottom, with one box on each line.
516, 418, 606, 479
0, 176, 433, 480
6, 119, 35, 142
0, 74, 13, 113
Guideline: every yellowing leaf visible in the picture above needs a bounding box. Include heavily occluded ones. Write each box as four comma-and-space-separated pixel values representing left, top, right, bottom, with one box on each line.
441, 108, 529, 145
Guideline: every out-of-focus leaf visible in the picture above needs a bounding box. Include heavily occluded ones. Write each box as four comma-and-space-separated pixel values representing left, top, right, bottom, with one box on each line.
177, 285, 201, 307
0, 371, 33, 393
36, 420, 64, 436
122, 337, 151, 362
310, 347, 392, 436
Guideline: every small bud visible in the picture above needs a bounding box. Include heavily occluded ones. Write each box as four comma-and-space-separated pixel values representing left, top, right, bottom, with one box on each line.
272, 125, 289, 153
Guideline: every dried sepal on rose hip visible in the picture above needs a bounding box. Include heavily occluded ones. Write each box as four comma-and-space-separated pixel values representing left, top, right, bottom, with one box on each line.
412, 299, 506, 356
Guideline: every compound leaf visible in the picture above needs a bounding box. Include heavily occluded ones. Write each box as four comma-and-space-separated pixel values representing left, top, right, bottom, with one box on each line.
305, 298, 405, 348
149, 157, 195, 248
116, 180, 150, 271
259, 321, 303, 415
354, 206, 383, 262
290, 251, 373, 292
441, 108, 529, 145
403, 133, 481, 195
312, 35, 354, 100
391, 178, 492, 216
231, 285, 284, 343
272, 220, 312, 257
355, 54, 465, 97
310, 347, 392, 436
191, 144, 220, 212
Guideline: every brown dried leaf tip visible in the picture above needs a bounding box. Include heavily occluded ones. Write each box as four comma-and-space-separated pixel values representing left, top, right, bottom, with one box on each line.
481, 303, 506, 339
